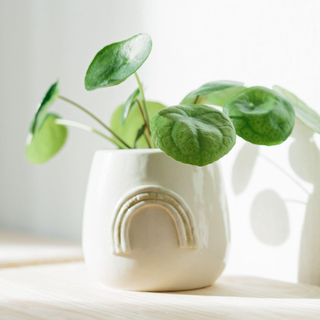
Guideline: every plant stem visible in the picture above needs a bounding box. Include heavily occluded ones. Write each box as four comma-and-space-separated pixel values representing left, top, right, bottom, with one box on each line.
135, 99, 152, 148
134, 73, 150, 126
55, 119, 124, 148
194, 95, 200, 104
58, 95, 131, 149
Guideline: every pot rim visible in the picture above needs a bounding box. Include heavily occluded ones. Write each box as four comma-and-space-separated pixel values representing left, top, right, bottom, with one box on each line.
95, 148, 163, 155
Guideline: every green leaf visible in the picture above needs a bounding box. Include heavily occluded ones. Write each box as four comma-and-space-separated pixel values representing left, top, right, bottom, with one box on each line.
26, 114, 68, 164
273, 85, 320, 134
134, 124, 146, 148
206, 86, 246, 107
223, 86, 295, 146
31, 81, 59, 134
180, 80, 244, 105
111, 101, 165, 148
151, 105, 236, 166
85, 33, 152, 91
122, 88, 140, 125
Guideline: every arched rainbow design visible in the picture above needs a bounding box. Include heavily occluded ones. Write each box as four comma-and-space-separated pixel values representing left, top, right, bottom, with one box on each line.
111, 185, 198, 254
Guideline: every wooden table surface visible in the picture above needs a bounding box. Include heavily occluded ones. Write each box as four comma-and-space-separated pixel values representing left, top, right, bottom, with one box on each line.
0, 230, 319, 319
0, 230, 83, 268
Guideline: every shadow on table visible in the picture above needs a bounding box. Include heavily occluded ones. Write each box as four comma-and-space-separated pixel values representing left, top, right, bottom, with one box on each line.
168, 276, 320, 299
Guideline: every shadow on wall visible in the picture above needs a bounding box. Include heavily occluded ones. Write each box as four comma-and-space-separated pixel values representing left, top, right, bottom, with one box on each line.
290, 121, 320, 286
231, 120, 320, 285
250, 189, 290, 246
232, 142, 291, 247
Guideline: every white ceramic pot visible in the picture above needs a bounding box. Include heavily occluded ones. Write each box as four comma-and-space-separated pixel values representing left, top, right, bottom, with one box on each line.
83, 149, 230, 291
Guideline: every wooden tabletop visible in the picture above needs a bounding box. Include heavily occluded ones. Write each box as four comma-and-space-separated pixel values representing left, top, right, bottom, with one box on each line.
0, 230, 319, 319
0, 230, 83, 268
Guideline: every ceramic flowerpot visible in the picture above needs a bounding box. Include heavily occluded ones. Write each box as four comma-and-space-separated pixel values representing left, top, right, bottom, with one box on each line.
82, 149, 230, 291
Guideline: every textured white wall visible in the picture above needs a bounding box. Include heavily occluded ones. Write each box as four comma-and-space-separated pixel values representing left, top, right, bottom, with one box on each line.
1, 0, 320, 284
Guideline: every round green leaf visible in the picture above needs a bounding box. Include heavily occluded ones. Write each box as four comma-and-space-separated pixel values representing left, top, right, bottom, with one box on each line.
223, 86, 295, 146
31, 81, 59, 134
26, 114, 68, 164
85, 33, 152, 91
111, 101, 165, 148
273, 85, 320, 134
180, 80, 244, 105
206, 86, 246, 107
151, 105, 236, 166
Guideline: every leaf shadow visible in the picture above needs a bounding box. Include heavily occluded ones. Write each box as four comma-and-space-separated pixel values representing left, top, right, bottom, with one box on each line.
232, 142, 259, 195
250, 189, 289, 246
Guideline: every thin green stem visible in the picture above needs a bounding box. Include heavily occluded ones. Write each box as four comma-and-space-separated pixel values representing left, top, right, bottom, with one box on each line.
58, 95, 131, 149
134, 73, 150, 126
55, 119, 123, 148
136, 99, 152, 148
134, 72, 155, 147
194, 95, 201, 104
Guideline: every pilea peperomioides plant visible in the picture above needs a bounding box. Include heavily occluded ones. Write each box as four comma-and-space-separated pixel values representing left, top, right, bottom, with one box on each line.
26, 33, 320, 166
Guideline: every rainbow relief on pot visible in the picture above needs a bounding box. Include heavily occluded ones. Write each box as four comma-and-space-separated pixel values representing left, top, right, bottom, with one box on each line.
111, 185, 198, 254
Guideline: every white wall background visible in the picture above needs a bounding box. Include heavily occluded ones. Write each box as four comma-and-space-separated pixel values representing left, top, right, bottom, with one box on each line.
1, 0, 320, 284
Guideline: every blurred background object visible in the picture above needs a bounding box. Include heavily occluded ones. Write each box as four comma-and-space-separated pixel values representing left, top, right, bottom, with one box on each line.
1, 0, 320, 284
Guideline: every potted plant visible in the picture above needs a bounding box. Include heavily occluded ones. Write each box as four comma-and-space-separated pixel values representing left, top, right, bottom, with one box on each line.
26, 33, 320, 291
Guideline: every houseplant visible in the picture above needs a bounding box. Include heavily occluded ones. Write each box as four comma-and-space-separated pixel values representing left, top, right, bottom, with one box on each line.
26, 33, 320, 291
